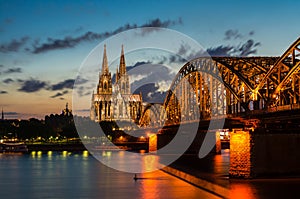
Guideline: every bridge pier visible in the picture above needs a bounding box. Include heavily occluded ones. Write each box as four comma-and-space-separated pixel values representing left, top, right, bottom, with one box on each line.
149, 134, 157, 152
229, 129, 300, 178
156, 124, 221, 155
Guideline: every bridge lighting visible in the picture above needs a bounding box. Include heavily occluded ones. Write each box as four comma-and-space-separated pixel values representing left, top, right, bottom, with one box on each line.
139, 136, 146, 141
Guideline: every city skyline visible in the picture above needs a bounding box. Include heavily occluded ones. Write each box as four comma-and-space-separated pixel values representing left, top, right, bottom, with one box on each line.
0, 0, 299, 119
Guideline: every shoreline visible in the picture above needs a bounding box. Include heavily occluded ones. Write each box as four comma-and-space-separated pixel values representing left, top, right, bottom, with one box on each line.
24, 142, 148, 152
26, 143, 87, 152
161, 165, 229, 198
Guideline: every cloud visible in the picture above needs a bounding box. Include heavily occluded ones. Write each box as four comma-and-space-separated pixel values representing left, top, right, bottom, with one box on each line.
4, 111, 18, 115
133, 83, 166, 103
224, 29, 243, 40
125, 63, 174, 103
50, 77, 87, 91
4, 67, 22, 74
32, 18, 182, 54
50, 90, 69, 98
205, 29, 260, 56
4, 18, 14, 24
18, 78, 48, 92
32, 32, 102, 54
112, 61, 151, 82
3, 78, 14, 84
168, 54, 186, 63
127, 61, 151, 71
207, 39, 261, 57
239, 39, 261, 56
0, 18, 182, 54
157, 43, 208, 65
0, 90, 8, 94
142, 18, 182, 28
51, 79, 75, 90
178, 44, 189, 56
0, 37, 29, 53
138, 18, 183, 35
207, 45, 234, 56
76, 85, 91, 97
111, 61, 173, 103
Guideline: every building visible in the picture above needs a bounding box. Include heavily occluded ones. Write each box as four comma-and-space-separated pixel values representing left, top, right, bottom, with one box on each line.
90, 45, 143, 123
61, 103, 72, 117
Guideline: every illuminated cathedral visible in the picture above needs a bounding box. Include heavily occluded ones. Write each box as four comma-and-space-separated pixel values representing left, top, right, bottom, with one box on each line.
90, 45, 143, 123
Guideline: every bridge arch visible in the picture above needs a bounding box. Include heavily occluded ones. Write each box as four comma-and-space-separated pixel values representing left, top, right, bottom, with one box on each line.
139, 103, 163, 127
163, 57, 261, 122
254, 37, 300, 107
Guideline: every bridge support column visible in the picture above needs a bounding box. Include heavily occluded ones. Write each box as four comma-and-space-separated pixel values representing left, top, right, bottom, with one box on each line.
215, 130, 221, 154
229, 129, 300, 178
149, 134, 157, 152
229, 129, 252, 178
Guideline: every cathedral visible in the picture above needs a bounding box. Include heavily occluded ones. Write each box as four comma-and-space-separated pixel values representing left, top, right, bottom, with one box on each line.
90, 45, 143, 123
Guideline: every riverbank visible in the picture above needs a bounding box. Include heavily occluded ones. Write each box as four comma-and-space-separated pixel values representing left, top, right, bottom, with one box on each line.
25, 141, 149, 152
26, 143, 87, 152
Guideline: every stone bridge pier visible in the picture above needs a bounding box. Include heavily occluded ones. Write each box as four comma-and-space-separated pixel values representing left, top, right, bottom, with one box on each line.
229, 129, 300, 178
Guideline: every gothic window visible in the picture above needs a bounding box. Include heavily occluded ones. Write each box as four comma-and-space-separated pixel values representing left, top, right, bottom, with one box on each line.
108, 102, 111, 116
119, 103, 123, 117
105, 102, 107, 117
104, 81, 107, 90
133, 106, 136, 119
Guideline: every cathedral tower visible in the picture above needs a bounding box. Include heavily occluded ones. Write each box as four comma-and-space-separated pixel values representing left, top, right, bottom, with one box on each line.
115, 45, 130, 94
97, 45, 112, 94
91, 45, 113, 122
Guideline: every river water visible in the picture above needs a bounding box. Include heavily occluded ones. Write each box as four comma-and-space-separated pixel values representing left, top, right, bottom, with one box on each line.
0, 151, 219, 199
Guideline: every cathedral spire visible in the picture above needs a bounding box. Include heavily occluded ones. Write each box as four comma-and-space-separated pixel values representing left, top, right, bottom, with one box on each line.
119, 45, 126, 75
102, 44, 109, 74
116, 67, 119, 82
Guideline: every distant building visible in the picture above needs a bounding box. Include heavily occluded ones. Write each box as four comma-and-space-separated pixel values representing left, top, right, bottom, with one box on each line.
61, 103, 72, 117
90, 45, 143, 122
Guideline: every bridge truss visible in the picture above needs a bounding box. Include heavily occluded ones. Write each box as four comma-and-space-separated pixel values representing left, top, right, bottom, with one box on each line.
139, 37, 300, 126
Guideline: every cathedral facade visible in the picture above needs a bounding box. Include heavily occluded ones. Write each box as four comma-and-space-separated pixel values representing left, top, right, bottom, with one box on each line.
90, 45, 143, 123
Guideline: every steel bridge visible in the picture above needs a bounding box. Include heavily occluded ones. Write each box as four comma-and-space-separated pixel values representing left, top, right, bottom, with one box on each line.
139, 37, 300, 127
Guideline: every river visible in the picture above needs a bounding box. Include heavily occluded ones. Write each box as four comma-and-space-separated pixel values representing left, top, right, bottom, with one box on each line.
0, 151, 220, 199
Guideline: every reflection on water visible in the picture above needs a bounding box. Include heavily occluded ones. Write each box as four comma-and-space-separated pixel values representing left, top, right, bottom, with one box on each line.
0, 151, 219, 199
213, 149, 230, 176
229, 183, 256, 199
92, 150, 162, 173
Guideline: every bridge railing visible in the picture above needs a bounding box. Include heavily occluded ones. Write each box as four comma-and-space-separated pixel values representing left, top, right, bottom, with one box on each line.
267, 104, 300, 113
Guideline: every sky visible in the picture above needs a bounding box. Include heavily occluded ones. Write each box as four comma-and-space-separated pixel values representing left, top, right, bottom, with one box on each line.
0, 0, 299, 119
